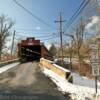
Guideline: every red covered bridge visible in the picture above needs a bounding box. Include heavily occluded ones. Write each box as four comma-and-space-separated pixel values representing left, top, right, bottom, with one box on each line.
17, 37, 53, 62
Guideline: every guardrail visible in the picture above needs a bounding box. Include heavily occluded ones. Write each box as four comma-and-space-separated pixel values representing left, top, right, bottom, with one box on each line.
40, 58, 73, 83
0, 59, 19, 67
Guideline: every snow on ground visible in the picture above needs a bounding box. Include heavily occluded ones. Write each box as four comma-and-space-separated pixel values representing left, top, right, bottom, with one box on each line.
0, 62, 20, 73
42, 67, 100, 100
72, 73, 100, 89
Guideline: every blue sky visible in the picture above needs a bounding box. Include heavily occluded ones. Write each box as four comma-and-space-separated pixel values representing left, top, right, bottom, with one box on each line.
0, 0, 83, 46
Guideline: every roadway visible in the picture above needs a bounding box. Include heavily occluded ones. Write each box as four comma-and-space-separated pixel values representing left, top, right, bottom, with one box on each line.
0, 62, 70, 100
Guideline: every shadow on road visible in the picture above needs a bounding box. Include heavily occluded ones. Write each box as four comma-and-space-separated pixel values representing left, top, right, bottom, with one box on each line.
0, 91, 72, 100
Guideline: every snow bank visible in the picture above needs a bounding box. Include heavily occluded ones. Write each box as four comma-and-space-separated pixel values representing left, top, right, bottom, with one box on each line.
42, 68, 100, 100
0, 62, 20, 73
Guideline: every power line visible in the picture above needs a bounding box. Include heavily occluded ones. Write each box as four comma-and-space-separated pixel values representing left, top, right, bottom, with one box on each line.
64, 0, 90, 32
15, 31, 55, 35
16, 28, 56, 32
35, 34, 57, 38
15, 29, 56, 35
41, 35, 59, 41
15, 31, 57, 38
15, 31, 59, 40
15, 35, 59, 41
15, 31, 49, 34
13, 0, 54, 29
15, 34, 59, 41
15, 33, 59, 42
63, 0, 86, 29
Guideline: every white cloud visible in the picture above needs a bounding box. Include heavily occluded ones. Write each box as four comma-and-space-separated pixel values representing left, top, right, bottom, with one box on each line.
85, 16, 100, 35
85, 16, 100, 30
36, 26, 41, 30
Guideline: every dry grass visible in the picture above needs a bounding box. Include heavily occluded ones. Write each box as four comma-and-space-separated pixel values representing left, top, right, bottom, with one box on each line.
72, 61, 92, 78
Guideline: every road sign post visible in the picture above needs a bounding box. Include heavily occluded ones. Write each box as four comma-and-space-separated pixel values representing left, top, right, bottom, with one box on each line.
89, 44, 100, 94
95, 76, 97, 94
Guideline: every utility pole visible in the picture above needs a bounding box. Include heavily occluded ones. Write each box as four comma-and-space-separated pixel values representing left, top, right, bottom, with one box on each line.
11, 30, 16, 59
55, 12, 65, 66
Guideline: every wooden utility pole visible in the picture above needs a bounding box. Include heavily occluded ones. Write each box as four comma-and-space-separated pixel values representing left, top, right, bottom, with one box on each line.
55, 12, 65, 66
11, 30, 16, 59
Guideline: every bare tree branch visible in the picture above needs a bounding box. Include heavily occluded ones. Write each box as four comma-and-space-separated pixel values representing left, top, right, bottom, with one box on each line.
0, 15, 14, 60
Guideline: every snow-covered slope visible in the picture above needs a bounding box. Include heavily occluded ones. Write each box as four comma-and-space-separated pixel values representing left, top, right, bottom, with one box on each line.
42, 67, 100, 100
72, 73, 100, 89
0, 62, 20, 73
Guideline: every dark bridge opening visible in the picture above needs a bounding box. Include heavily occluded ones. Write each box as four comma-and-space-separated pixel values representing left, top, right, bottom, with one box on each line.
20, 45, 41, 62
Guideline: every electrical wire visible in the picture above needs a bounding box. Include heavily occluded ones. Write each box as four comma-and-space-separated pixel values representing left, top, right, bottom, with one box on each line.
41, 35, 59, 41
64, 0, 86, 29
35, 34, 56, 38
13, 0, 54, 29
64, 0, 90, 32
16, 28, 56, 32
15, 31, 57, 38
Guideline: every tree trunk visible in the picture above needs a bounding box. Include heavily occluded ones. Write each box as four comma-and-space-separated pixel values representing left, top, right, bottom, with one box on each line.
0, 46, 1, 60
77, 48, 82, 72
69, 47, 73, 70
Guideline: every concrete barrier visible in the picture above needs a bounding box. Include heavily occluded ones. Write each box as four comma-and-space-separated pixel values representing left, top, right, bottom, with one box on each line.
0, 59, 19, 67
40, 58, 73, 83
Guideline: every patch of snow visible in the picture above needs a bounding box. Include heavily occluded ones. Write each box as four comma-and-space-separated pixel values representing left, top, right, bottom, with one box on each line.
0, 62, 20, 73
84, 59, 90, 64
42, 67, 100, 100
63, 58, 70, 63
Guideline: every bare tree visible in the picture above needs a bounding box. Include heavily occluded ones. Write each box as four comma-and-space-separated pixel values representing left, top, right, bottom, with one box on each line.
68, 36, 75, 70
74, 18, 85, 70
0, 15, 14, 60
64, 34, 75, 70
